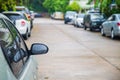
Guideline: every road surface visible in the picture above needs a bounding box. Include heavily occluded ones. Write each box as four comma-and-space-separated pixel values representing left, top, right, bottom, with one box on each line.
26, 18, 120, 80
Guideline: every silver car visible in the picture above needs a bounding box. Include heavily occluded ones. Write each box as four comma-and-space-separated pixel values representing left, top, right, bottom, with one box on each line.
74, 13, 85, 28
0, 13, 48, 80
101, 14, 120, 39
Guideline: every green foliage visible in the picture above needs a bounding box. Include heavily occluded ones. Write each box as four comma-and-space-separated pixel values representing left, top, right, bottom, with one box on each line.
43, 0, 69, 13
87, 0, 120, 17
0, 0, 16, 12
87, 0, 93, 4
94, 0, 99, 8
100, 0, 120, 17
27, 0, 47, 12
66, 1, 81, 12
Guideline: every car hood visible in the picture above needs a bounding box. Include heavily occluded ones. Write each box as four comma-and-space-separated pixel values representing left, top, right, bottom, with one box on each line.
77, 18, 83, 21
92, 18, 106, 22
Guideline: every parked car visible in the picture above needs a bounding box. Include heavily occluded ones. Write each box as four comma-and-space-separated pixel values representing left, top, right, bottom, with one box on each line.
101, 14, 120, 39
51, 12, 64, 20
83, 13, 106, 31
3, 11, 31, 40
73, 13, 85, 27
30, 11, 35, 20
64, 11, 77, 24
34, 12, 42, 18
0, 13, 48, 80
15, 6, 33, 29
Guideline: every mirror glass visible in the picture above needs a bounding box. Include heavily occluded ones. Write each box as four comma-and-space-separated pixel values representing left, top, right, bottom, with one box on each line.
31, 43, 48, 55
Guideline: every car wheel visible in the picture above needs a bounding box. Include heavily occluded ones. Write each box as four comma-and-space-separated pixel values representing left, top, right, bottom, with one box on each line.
84, 26, 87, 30
90, 27, 93, 31
28, 30, 31, 37
74, 24, 76, 27
101, 27, 105, 36
111, 29, 115, 39
24, 30, 29, 40
64, 21, 67, 24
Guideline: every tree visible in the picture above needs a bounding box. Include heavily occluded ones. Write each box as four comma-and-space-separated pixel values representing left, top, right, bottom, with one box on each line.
43, 0, 69, 13
0, 0, 16, 12
66, 1, 81, 12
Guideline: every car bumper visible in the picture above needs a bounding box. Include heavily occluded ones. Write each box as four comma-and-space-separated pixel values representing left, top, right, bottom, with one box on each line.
91, 22, 102, 29
16, 26, 27, 35
65, 18, 72, 22
115, 29, 120, 36
77, 21, 83, 27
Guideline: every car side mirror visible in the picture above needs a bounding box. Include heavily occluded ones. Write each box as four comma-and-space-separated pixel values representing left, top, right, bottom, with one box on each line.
30, 43, 49, 55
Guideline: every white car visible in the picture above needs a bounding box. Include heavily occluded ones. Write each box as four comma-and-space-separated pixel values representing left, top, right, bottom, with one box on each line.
0, 13, 48, 80
73, 13, 85, 27
3, 11, 31, 40
51, 12, 64, 20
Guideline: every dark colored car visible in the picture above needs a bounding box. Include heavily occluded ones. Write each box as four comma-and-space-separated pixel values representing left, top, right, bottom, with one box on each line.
64, 11, 77, 24
83, 13, 106, 31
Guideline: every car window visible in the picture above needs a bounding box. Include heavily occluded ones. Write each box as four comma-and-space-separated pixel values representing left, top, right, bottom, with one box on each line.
5, 19, 29, 62
112, 15, 116, 21
78, 14, 84, 18
0, 19, 24, 77
91, 14, 104, 19
0, 18, 29, 78
4, 14, 24, 21
118, 15, 120, 20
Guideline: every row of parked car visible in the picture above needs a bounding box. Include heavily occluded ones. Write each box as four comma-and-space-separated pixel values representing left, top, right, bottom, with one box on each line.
0, 6, 49, 80
2, 6, 35, 40
64, 10, 120, 39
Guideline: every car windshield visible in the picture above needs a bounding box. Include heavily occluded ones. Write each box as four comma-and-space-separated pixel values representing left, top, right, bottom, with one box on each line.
4, 14, 24, 21
78, 14, 84, 18
66, 11, 77, 16
118, 15, 120, 20
91, 14, 104, 19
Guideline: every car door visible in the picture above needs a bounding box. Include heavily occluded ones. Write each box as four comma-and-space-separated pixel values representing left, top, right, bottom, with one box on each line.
0, 18, 18, 80
3, 18, 38, 80
107, 15, 116, 35
104, 16, 112, 35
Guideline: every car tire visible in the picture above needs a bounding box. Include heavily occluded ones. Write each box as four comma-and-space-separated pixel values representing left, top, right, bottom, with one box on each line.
28, 30, 31, 37
111, 29, 115, 39
24, 30, 29, 40
74, 24, 76, 27
84, 26, 87, 30
101, 27, 105, 36
90, 27, 93, 31
64, 21, 67, 24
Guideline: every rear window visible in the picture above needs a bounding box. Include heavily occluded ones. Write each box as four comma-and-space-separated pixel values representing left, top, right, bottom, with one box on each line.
118, 15, 120, 20
4, 14, 25, 21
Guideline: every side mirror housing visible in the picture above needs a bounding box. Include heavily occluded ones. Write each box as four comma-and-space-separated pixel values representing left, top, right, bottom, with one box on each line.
30, 43, 49, 55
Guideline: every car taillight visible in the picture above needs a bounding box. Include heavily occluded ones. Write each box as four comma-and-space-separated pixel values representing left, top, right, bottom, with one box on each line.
28, 15, 31, 19
21, 21, 25, 26
117, 22, 120, 27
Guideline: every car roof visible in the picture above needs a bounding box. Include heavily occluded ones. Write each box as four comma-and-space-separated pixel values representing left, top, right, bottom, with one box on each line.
0, 13, 10, 20
3, 11, 23, 15
113, 14, 120, 16
15, 6, 25, 9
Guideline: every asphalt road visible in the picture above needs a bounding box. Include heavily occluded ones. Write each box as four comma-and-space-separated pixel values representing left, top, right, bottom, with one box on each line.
26, 18, 120, 80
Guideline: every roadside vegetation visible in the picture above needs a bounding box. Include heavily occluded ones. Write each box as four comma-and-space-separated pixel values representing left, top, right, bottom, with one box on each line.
88, 0, 120, 17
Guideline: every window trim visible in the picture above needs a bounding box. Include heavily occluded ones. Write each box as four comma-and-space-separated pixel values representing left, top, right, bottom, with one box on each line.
0, 18, 30, 78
